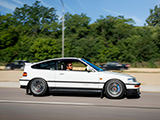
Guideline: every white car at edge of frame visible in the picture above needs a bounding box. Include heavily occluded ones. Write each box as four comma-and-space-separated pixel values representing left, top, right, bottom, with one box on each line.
19, 58, 141, 99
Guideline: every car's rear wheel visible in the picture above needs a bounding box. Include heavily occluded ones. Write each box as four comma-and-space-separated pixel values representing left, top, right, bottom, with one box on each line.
105, 80, 125, 99
30, 78, 48, 96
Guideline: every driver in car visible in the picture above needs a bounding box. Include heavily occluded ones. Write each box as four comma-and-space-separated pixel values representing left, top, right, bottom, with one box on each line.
66, 63, 73, 71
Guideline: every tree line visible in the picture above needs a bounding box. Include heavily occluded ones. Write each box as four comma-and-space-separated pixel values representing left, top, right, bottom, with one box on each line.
0, 1, 160, 65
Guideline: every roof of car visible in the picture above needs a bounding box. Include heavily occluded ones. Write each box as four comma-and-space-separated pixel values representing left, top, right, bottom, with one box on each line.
33, 57, 82, 65
53, 57, 80, 60
47, 57, 81, 61
15, 60, 29, 62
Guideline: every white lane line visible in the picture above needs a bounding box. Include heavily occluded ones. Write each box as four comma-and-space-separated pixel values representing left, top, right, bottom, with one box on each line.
0, 100, 93, 106
1, 100, 160, 110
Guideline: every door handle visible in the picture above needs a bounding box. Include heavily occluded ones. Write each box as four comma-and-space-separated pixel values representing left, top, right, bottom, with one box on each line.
60, 73, 64, 75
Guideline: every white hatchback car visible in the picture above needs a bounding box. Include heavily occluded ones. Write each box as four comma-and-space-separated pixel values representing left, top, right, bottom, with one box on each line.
20, 58, 140, 99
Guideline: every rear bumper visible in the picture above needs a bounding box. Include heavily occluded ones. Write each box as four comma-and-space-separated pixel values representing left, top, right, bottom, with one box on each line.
20, 85, 27, 89
19, 79, 30, 88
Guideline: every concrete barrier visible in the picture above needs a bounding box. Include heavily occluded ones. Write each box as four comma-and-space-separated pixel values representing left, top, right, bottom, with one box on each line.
0, 66, 5, 70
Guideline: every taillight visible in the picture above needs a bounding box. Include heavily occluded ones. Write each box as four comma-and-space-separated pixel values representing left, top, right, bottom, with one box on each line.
126, 64, 130, 67
134, 85, 140, 88
23, 72, 27, 77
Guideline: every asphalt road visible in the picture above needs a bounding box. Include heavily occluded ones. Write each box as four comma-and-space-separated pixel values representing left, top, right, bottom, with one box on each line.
0, 88, 160, 120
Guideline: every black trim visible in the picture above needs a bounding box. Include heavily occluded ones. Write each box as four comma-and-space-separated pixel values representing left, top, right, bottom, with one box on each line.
47, 81, 105, 84
20, 79, 105, 84
19, 79, 30, 81
126, 89, 141, 96
49, 87, 102, 93
125, 83, 141, 85
20, 85, 27, 89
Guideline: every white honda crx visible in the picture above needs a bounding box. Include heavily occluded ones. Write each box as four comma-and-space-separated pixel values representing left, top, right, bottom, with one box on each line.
20, 58, 140, 99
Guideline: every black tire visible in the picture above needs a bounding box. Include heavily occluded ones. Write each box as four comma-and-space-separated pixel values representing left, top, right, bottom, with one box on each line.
105, 80, 125, 99
11, 66, 14, 70
30, 78, 48, 96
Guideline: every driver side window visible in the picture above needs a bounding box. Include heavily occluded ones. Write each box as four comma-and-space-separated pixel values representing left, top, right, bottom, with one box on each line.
57, 60, 87, 71
57, 61, 66, 70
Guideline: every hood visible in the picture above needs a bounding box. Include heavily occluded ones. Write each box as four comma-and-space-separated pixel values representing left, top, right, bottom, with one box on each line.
100, 71, 133, 78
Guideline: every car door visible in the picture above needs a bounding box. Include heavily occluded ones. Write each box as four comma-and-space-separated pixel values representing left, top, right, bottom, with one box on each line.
54, 60, 100, 89
13, 61, 19, 69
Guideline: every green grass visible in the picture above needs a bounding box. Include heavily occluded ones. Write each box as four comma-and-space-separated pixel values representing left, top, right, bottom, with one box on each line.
130, 61, 160, 68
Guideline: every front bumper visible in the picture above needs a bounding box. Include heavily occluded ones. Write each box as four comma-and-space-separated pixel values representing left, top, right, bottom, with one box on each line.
125, 83, 141, 89
126, 89, 141, 96
125, 83, 141, 96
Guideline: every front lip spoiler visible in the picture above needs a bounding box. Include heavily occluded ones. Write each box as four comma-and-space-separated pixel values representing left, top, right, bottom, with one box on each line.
126, 89, 141, 96
125, 83, 141, 85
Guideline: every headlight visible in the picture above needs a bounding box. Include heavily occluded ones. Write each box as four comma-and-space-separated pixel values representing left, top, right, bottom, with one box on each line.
128, 78, 137, 82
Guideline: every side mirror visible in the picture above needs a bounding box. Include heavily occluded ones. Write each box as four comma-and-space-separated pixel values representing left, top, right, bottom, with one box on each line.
87, 66, 93, 72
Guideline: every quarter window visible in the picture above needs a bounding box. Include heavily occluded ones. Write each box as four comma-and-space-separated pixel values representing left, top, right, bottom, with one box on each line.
32, 61, 56, 70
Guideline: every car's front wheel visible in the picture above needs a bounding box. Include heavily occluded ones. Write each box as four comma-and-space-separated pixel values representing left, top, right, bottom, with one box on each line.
105, 80, 125, 99
30, 78, 48, 96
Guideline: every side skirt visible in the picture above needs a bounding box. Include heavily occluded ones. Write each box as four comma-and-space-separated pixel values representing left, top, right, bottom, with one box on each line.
49, 87, 102, 94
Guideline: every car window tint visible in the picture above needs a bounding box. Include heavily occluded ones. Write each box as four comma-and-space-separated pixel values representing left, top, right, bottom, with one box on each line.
20, 62, 24, 65
32, 61, 56, 70
58, 61, 66, 70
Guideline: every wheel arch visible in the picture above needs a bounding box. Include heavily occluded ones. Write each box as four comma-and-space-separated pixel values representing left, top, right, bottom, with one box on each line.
26, 77, 48, 95
101, 78, 127, 98
27, 77, 47, 87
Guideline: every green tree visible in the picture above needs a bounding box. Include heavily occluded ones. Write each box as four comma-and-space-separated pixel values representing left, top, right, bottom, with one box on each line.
1, 0, 160, 65
0, 14, 18, 49
146, 4, 160, 26
13, 0, 58, 36
14, 35, 35, 61
151, 26, 160, 50
118, 27, 159, 63
88, 15, 134, 62
64, 13, 91, 57
65, 13, 90, 39
30, 37, 61, 61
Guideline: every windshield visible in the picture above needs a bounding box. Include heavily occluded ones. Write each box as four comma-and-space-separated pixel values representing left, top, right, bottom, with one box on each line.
81, 59, 104, 72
